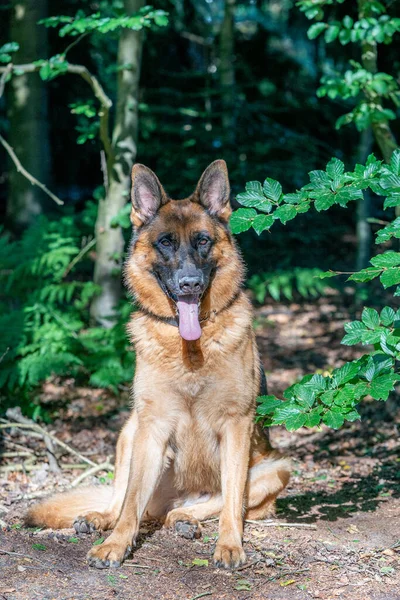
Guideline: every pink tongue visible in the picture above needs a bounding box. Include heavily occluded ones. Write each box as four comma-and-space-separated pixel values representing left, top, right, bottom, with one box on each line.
176, 296, 202, 341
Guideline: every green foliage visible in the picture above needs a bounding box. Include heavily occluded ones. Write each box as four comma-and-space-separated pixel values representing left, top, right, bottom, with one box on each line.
231, 153, 391, 235
248, 269, 329, 303
0, 42, 19, 63
233, 149, 400, 431
297, 0, 400, 133
0, 214, 134, 405
39, 7, 168, 37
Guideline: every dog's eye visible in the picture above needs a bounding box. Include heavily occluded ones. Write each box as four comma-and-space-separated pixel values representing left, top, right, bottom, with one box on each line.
160, 238, 172, 248
198, 238, 209, 247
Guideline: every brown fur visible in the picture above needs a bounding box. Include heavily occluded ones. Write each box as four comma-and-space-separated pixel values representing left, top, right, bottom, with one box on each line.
26, 160, 290, 570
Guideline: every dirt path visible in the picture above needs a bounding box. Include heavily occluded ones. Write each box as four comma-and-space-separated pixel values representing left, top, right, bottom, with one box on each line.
1, 297, 399, 599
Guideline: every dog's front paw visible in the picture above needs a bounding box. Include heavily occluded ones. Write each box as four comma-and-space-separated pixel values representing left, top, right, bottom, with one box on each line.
213, 543, 246, 569
87, 538, 132, 569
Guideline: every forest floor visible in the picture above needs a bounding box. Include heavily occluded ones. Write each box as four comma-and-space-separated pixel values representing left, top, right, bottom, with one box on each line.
1, 292, 399, 600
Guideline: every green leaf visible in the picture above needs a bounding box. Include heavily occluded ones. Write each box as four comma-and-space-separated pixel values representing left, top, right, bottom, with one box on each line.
230, 208, 256, 234
305, 373, 327, 393
263, 178, 282, 202
252, 214, 274, 235
323, 410, 345, 429
304, 410, 323, 428
370, 251, 400, 268
384, 194, 400, 209
361, 307, 380, 330
390, 149, 400, 175
348, 267, 381, 283
285, 412, 307, 431
318, 270, 341, 279
332, 362, 360, 386
274, 204, 297, 224
380, 307, 396, 326
339, 28, 351, 44
369, 373, 399, 400
380, 267, 400, 289
308, 22, 327, 40
236, 182, 272, 213
256, 395, 282, 415
93, 537, 105, 545
342, 321, 367, 345
314, 191, 336, 211
32, 543, 47, 551
325, 24, 340, 43
326, 157, 344, 179
309, 170, 331, 189
343, 15, 354, 29
192, 558, 208, 566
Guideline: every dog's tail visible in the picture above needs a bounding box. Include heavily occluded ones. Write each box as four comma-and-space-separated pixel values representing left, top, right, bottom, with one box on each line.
25, 486, 113, 529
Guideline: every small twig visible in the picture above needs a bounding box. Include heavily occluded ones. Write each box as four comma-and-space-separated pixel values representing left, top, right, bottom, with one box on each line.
0, 451, 32, 458
0, 462, 92, 473
0, 63, 12, 98
63, 32, 89, 57
245, 520, 317, 529
188, 593, 212, 600
235, 559, 260, 571
1, 439, 35, 454
0, 134, 64, 206
268, 567, 310, 582
71, 460, 114, 487
62, 237, 96, 278
6, 408, 60, 473
0, 347, 10, 365
0, 421, 96, 467
123, 563, 156, 569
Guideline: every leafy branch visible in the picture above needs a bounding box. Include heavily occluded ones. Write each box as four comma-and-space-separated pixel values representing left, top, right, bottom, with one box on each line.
231, 150, 400, 236
232, 149, 400, 431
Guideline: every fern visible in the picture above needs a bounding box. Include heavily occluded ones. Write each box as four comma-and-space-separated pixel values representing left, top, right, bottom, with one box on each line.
248, 268, 330, 303
0, 214, 134, 400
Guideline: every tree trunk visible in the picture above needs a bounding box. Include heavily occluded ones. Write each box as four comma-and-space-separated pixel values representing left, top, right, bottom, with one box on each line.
219, 0, 236, 147
90, 0, 145, 327
356, 127, 373, 271
7, 0, 50, 229
357, 0, 398, 164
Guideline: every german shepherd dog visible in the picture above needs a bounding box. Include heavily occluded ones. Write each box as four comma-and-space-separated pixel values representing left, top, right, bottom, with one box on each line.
26, 160, 291, 569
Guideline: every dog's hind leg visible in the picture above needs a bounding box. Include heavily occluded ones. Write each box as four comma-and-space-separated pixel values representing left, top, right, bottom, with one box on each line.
165, 452, 290, 539
74, 412, 138, 534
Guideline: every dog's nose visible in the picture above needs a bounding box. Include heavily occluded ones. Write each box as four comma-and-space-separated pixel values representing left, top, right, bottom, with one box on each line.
179, 276, 202, 294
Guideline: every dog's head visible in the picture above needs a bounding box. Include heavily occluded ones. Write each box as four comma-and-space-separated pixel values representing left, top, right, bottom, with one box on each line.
124, 160, 244, 341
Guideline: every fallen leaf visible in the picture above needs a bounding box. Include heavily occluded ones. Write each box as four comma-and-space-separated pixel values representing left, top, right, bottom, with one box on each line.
280, 579, 296, 586
192, 558, 208, 567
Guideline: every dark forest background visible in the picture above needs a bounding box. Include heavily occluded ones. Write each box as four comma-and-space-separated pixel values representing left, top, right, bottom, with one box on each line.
0, 0, 399, 412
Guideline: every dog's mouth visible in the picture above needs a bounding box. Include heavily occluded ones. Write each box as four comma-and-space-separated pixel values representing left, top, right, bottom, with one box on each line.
176, 294, 202, 341
154, 273, 203, 341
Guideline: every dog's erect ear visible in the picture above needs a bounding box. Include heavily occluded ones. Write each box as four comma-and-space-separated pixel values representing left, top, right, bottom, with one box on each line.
193, 160, 231, 222
130, 164, 168, 227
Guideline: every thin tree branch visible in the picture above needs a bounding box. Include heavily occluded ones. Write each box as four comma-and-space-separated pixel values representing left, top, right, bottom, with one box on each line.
0, 421, 97, 467
0, 133, 64, 206
63, 33, 89, 57
62, 236, 97, 278
0, 62, 114, 172
70, 459, 114, 487
0, 63, 12, 98
6, 408, 60, 473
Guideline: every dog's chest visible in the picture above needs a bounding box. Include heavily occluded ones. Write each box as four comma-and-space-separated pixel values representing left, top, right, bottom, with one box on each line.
171, 408, 221, 493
